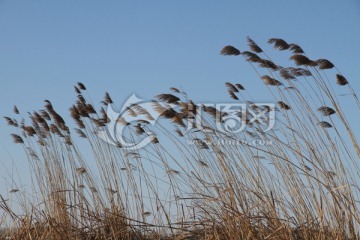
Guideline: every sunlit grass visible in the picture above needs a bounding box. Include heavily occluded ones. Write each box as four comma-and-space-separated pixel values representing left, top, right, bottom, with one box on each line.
1, 37, 359, 239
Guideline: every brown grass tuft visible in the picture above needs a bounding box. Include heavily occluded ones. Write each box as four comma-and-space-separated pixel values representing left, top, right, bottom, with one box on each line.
104, 92, 113, 104
318, 106, 336, 116
261, 75, 283, 86
220, 45, 241, 55
77, 82, 86, 90
268, 38, 290, 50
316, 59, 335, 69
247, 37, 263, 53
155, 94, 180, 104
11, 133, 24, 143
289, 43, 305, 54
277, 101, 291, 110
279, 68, 296, 80
228, 90, 239, 100
336, 74, 348, 85
74, 86, 81, 94
258, 59, 278, 70
290, 54, 314, 66
235, 83, 245, 90
170, 87, 180, 93
225, 82, 238, 92
13, 106, 19, 114
242, 51, 261, 63
287, 67, 312, 77
318, 121, 333, 128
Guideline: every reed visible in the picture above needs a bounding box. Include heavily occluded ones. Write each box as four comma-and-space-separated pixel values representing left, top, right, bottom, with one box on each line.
1, 37, 359, 240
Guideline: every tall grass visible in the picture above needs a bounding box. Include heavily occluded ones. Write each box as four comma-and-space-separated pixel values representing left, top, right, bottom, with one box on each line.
1, 37, 359, 239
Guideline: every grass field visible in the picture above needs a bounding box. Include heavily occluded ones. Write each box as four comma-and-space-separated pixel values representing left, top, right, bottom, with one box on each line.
1, 37, 359, 239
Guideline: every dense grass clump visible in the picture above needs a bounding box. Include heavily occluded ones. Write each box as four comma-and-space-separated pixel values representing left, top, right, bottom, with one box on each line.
1, 37, 360, 239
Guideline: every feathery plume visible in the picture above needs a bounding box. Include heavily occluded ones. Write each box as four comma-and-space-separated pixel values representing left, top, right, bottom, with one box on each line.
247, 37, 263, 53
104, 92, 113, 104
74, 86, 81, 94
318, 121, 333, 128
179, 101, 197, 118
225, 82, 238, 92
76, 167, 87, 174
23, 126, 36, 136
220, 45, 241, 56
242, 51, 261, 62
75, 128, 87, 138
193, 138, 209, 149
279, 68, 296, 80
161, 108, 177, 119
40, 110, 51, 120
65, 136, 72, 145
318, 106, 336, 116
77, 82, 86, 90
258, 59, 278, 70
316, 59, 334, 69
50, 124, 64, 137
11, 134, 24, 144
289, 43, 305, 54
44, 100, 53, 112
100, 107, 110, 123
268, 38, 290, 50
235, 83, 245, 90
155, 94, 180, 104
126, 106, 137, 117
132, 104, 154, 120
175, 129, 184, 137
70, 105, 81, 120
77, 94, 86, 104
135, 124, 145, 135
170, 87, 180, 93
261, 75, 283, 86
290, 54, 314, 66
91, 118, 105, 127
4, 117, 16, 126
336, 74, 348, 85
13, 106, 19, 114
277, 101, 291, 110
289, 43, 304, 54
86, 104, 96, 114
172, 114, 185, 127
228, 90, 239, 100
116, 117, 129, 126
151, 136, 159, 144
287, 67, 312, 77
198, 160, 209, 167
166, 169, 180, 175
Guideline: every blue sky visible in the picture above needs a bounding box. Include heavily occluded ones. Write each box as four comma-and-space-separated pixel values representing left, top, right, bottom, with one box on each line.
0, 1, 359, 195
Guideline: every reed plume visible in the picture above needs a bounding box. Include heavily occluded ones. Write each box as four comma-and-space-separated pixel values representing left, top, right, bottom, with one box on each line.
261, 75, 283, 86
220, 45, 241, 55
289, 43, 305, 54
316, 58, 335, 69
336, 74, 348, 85
318, 106, 336, 116
246, 36, 263, 53
155, 93, 180, 104
268, 38, 290, 50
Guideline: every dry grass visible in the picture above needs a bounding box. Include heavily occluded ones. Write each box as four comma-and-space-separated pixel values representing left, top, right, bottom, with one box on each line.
1, 37, 360, 239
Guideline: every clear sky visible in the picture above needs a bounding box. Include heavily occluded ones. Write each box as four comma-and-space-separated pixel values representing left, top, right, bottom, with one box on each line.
0, 1, 359, 197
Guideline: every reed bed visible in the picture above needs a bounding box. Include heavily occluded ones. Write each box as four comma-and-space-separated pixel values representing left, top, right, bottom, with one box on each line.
1, 37, 359, 239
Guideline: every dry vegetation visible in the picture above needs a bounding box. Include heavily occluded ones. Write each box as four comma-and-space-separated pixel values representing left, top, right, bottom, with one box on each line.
1, 37, 360, 239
